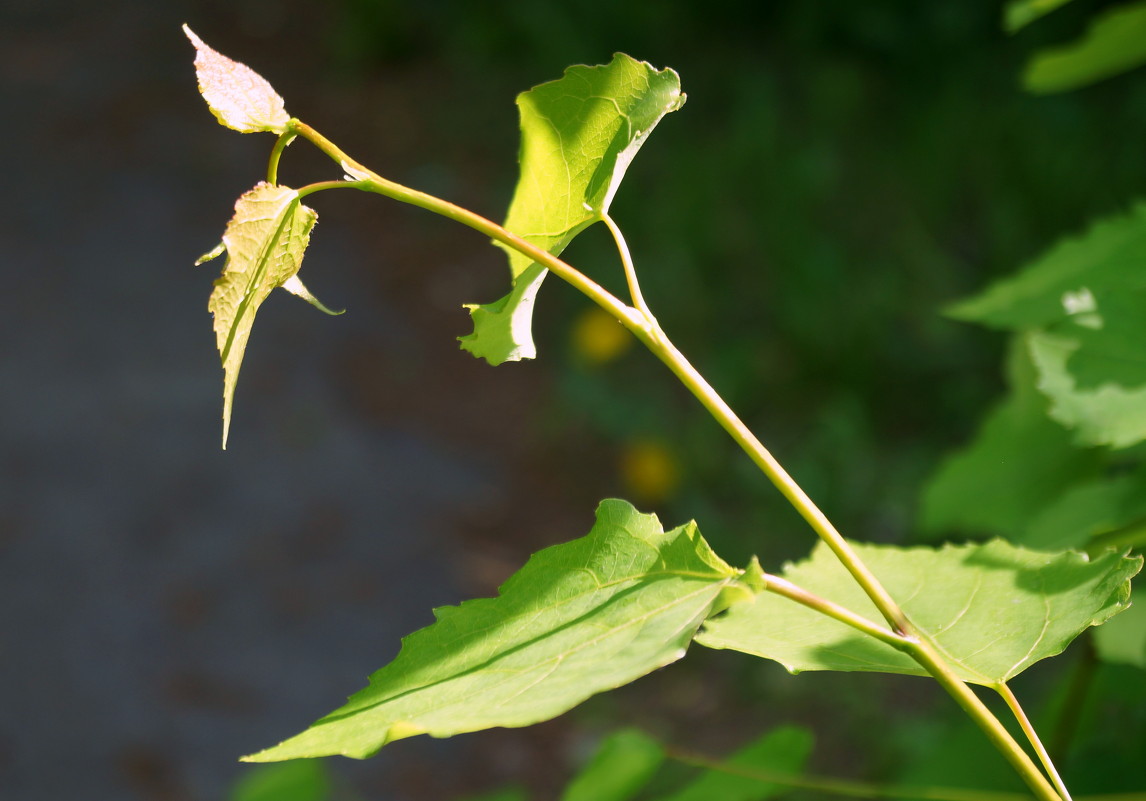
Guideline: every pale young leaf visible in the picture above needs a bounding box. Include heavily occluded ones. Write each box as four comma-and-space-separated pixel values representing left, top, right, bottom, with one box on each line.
205, 182, 328, 448
183, 24, 290, 134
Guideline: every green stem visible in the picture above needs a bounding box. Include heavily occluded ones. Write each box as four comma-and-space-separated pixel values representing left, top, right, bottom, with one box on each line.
1050, 635, 1097, 765
996, 682, 1072, 801
602, 212, 651, 318
287, 118, 1063, 801
267, 130, 297, 185
762, 573, 907, 649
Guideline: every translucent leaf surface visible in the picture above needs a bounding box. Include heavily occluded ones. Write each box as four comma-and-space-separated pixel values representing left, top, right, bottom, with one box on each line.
920, 342, 1102, 540
1005, 0, 1077, 33
183, 25, 290, 134
696, 539, 1141, 685
946, 203, 1146, 330
459, 54, 684, 365
244, 500, 743, 761
1023, 3, 1146, 93
655, 726, 813, 801
203, 182, 320, 448
561, 729, 665, 801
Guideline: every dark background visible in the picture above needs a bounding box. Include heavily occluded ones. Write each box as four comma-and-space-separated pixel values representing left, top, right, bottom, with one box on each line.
3, 1, 1145, 799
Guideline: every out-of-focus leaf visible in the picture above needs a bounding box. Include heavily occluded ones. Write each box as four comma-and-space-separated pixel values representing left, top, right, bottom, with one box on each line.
561, 729, 665, 801
945, 204, 1146, 331
244, 500, 745, 761
460, 54, 684, 364
1023, 3, 1146, 93
1004, 0, 1077, 33
200, 182, 335, 448
654, 726, 813, 801
230, 761, 330, 801
696, 538, 1141, 685
183, 25, 290, 134
920, 341, 1103, 540
1028, 329, 1146, 448
1093, 599, 1146, 668
1022, 468, 1146, 551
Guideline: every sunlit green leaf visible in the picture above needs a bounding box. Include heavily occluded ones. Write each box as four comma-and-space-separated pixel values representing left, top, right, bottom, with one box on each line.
1093, 599, 1146, 668
460, 54, 684, 364
230, 761, 331, 801
1023, 3, 1146, 93
203, 182, 331, 448
1004, 0, 1077, 33
920, 341, 1103, 540
654, 726, 813, 801
946, 203, 1146, 330
561, 729, 665, 801
183, 25, 290, 134
244, 500, 744, 761
696, 538, 1141, 685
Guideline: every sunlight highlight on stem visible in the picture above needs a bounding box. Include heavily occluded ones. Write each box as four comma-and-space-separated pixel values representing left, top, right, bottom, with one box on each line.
997, 682, 1073, 801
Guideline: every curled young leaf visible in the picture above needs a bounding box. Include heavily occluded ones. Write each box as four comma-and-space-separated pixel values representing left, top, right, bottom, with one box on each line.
183, 24, 290, 134
460, 54, 685, 365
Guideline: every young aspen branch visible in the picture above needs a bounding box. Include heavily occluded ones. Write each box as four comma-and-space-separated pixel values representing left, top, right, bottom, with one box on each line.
997, 682, 1073, 801
285, 118, 1064, 801
601, 212, 652, 319
267, 130, 297, 185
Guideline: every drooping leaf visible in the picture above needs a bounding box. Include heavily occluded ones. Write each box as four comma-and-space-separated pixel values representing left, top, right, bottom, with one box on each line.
1023, 3, 1146, 93
696, 538, 1141, 686
1093, 599, 1146, 668
230, 761, 331, 801
945, 203, 1146, 331
561, 729, 665, 801
243, 500, 746, 761
460, 54, 685, 365
1004, 0, 1077, 33
202, 182, 336, 448
183, 25, 290, 134
654, 726, 813, 801
920, 340, 1103, 540
1027, 328, 1146, 448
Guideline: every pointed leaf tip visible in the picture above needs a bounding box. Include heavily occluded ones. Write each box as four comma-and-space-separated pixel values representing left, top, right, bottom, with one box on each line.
183, 24, 290, 134
208, 183, 319, 448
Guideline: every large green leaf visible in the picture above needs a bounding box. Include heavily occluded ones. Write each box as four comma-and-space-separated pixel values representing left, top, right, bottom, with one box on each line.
920, 340, 1103, 540
696, 539, 1141, 686
654, 726, 813, 801
459, 54, 685, 365
199, 182, 337, 448
946, 203, 1146, 331
183, 25, 290, 134
243, 500, 745, 761
230, 761, 330, 801
1023, 2, 1146, 93
561, 729, 665, 801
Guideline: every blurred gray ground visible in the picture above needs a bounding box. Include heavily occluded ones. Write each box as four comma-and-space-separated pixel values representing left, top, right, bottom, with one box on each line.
0, 2, 570, 799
